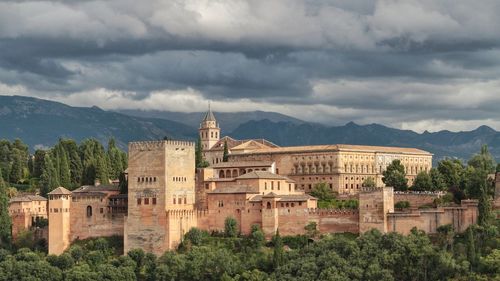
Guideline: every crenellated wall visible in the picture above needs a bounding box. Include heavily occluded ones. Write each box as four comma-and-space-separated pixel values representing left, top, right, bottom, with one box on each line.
387, 200, 478, 234
394, 191, 443, 209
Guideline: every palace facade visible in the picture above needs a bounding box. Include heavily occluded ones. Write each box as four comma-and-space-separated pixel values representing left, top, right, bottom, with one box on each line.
200, 108, 433, 194
10, 108, 479, 256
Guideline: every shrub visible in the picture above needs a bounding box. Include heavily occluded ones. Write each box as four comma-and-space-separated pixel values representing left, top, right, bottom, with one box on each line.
395, 201, 410, 210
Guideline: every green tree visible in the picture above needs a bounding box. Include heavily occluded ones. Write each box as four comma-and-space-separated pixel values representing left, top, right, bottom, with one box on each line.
195, 138, 209, 168
32, 149, 46, 178
304, 222, 319, 239
362, 177, 376, 187
224, 217, 238, 238
437, 159, 464, 188
40, 153, 59, 196
9, 149, 24, 183
467, 227, 478, 270
429, 168, 447, 191
0, 169, 12, 247
382, 160, 408, 191
223, 140, 229, 162
412, 171, 433, 191
468, 145, 496, 174
310, 182, 335, 201
272, 229, 284, 269
250, 225, 265, 248
118, 172, 128, 194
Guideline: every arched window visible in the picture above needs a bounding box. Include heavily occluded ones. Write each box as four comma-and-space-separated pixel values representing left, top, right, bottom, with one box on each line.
266, 202, 272, 209
86, 206, 92, 217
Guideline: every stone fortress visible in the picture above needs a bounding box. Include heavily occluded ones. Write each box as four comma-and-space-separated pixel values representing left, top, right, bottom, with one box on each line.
10, 108, 480, 255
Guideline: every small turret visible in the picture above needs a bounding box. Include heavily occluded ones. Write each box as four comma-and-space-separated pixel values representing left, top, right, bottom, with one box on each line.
199, 104, 221, 150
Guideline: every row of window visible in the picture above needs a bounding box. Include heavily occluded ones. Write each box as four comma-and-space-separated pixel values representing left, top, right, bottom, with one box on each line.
173, 177, 187, 182
137, 198, 157, 205
173, 196, 188, 204
200, 130, 219, 139
50, 208, 69, 213
137, 176, 157, 183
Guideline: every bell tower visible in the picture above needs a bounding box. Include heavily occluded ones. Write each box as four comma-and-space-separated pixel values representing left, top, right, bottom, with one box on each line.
199, 104, 220, 150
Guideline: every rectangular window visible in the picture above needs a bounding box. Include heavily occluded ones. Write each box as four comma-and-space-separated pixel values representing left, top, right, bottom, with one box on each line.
100, 208, 103, 214
145, 198, 149, 205
137, 198, 141, 205
152, 198, 157, 205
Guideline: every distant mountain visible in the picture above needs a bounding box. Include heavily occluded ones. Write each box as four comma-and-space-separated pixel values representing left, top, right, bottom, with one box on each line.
0, 96, 197, 150
229, 119, 500, 162
117, 109, 305, 133
1, 95, 499, 162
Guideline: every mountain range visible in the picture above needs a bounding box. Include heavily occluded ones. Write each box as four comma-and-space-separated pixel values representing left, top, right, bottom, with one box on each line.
1, 95, 499, 162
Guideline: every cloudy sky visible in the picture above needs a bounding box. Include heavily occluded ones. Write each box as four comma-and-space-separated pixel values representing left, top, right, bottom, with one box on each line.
1, 0, 500, 132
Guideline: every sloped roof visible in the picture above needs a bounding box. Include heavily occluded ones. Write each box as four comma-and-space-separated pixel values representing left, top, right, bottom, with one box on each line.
211, 160, 274, 168
236, 171, 294, 181
48, 187, 72, 195
249, 194, 315, 202
208, 136, 279, 151
9, 194, 47, 203
203, 107, 216, 122
207, 185, 259, 194
230, 144, 431, 155
72, 185, 119, 193
231, 140, 273, 151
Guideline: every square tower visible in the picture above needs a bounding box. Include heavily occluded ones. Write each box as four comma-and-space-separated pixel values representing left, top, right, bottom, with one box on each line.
124, 140, 195, 255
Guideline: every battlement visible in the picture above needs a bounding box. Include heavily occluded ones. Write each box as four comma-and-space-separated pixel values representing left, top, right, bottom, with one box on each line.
129, 140, 194, 151
307, 208, 359, 215
166, 209, 209, 218
394, 191, 445, 196
360, 186, 388, 193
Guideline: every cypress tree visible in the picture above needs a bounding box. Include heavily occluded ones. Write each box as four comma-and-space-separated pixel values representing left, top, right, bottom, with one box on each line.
467, 227, 477, 269
272, 229, 284, 269
222, 140, 229, 162
40, 154, 59, 196
0, 169, 12, 247
118, 172, 128, 194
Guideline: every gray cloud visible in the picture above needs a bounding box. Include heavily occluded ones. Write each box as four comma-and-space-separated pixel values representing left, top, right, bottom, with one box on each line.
1, 0, 500, 132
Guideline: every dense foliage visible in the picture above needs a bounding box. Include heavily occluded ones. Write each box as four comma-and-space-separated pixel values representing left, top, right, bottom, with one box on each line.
0, 138, 127, 196
310, 183, 359, 209
0, 222, 498, 281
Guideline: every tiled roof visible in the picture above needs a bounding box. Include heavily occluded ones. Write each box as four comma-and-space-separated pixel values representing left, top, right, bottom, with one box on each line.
236, 171, 294, 181
203, 108, 216, 122
211, 160, 274, 168
72, 185, 120, 193
109, 194, 128, 199
207, 185, 259, 194
208, 136, 279, 151
249, 194, 315, 202
230, 144, 431, 155
48, 187, 72, 195
9, 194, 47, 203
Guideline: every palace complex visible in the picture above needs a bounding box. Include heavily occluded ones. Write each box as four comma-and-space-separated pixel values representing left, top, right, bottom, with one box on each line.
9, 108, 481, 256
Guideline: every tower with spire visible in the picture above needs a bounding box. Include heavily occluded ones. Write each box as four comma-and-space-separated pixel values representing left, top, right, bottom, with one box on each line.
199, 104, 220, 150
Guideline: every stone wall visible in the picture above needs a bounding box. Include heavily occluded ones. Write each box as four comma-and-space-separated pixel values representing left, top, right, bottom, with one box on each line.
387, 200, 478, 234
69, 198, 124, 241
309, 209, 359, 234
394, 192, 443, 209
11, 213, 27, 240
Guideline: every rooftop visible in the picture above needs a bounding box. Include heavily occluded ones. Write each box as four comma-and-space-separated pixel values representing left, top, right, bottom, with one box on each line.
9, 194, 47, 203
207, 185, 259, 194
249, 193, 316, 202
230, 144, 431, 155
211, 160, 274, 168
47, 186, 72, 195
236, 171, 294, 181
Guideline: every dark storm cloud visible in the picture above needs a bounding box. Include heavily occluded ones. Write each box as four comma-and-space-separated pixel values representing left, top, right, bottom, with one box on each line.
1, 0, 500, 132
